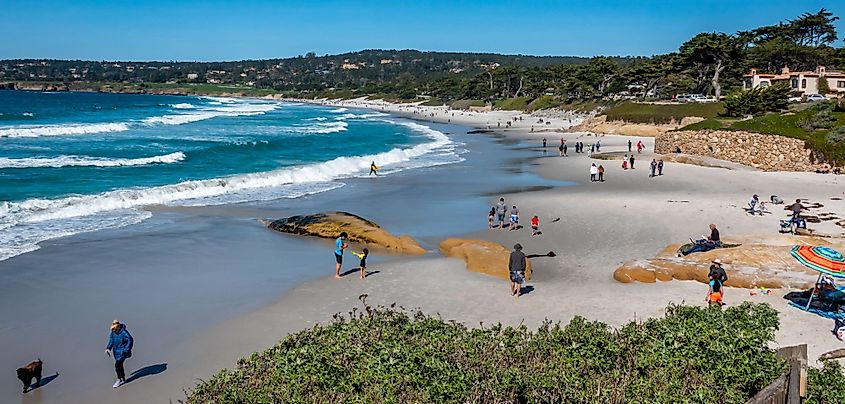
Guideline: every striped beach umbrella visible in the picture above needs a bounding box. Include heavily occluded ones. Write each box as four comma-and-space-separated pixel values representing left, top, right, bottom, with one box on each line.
791, 246, 845, 278
791, 246, 845, 310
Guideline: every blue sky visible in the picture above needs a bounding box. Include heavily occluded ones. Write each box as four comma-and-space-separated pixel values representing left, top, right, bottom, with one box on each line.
0, 0, 843, 61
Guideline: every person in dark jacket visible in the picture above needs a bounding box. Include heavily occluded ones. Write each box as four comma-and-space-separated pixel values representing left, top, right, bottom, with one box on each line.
508, 244, 527, 298
106, 320, 134, 388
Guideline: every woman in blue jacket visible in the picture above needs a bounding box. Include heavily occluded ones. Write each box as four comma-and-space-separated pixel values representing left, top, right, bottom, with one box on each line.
105, 320, 133, 388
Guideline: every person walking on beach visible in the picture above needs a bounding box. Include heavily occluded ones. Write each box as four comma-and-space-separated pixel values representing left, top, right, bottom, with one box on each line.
563, 142, 568, 156
637, 140, 644, 154
105, 320, 133, 388
488, 207, 496, 229
598, 164, 605, 182
622, 156, 628, 170
707, 269, 725, 307
628, 139, 632, 152
542, 138, 547, 148
334, 232, 348, 278
658, 160, 664, 176
369, 161, 379, 176
629, 154, 635, 169
496, 198, 507, 229
558, 143, 564, 157
531, 215, 540, 236
508, 243, 527, 298
509, 205, 520, 231
708, 259, 728, 305
590, 163, 598, 182
650, 159, 658, 178
790, 199, 805, 232
596, 140, 601, 152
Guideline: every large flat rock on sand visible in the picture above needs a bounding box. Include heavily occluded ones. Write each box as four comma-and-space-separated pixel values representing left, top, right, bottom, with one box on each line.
614, 235, 842, 289
264, 212, 426, 255
440, 238, 532, 281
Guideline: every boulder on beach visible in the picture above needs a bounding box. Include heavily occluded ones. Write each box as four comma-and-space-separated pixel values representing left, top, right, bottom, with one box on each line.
263, 212, 426, 255
439, 238, 532, 281
613, 235, 840, 289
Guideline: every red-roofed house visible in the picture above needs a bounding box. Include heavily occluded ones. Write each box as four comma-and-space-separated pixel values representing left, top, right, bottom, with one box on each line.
743, 66, 845, 96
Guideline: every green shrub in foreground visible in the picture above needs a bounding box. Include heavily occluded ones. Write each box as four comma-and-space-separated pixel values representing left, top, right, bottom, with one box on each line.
806, 359, 845, 404
188, 302, 785, 404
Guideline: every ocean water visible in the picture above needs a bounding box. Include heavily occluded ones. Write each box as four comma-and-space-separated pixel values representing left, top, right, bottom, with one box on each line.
0, 91, 462, 261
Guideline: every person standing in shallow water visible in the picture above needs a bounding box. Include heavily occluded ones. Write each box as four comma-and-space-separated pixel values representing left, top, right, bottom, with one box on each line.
650, 159, 657, 178
629, 154, 635, 169
334, 232, 348, 278
628, 139, 632, 152
658, 160, 664, 175
106, 320, 134, 388
542, 138, 547, 148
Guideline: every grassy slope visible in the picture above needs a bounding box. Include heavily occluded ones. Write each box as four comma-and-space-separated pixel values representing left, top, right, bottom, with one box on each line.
676, 105, 845, 164
604, 102, 725, 124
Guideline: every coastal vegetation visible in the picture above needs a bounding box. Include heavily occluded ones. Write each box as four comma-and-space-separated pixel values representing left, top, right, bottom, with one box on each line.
603, 101, 725, 124
188, 302, 794, 403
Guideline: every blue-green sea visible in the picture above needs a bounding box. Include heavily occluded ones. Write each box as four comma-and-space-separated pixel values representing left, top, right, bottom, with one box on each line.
0, 91, 460, 260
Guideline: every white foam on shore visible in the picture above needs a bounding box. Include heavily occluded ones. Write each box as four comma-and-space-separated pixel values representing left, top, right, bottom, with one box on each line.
0, 118, 460, 262
329, 107, 348, 113
0, 152, 186, 169
170, 103, 195, 109
0, 122, 130, 138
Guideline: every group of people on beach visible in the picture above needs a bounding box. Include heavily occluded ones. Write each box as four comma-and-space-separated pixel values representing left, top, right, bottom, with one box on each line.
488, 197, 540, 236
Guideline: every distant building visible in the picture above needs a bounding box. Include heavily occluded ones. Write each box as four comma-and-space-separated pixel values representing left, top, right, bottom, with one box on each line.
379, 59, 393, 64
743, 66, 845, 95
186, 73, 199, 80
340, 63, 360, 70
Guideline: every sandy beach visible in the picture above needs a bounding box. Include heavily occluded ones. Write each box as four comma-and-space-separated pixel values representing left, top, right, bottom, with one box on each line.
2, 100, 845, 403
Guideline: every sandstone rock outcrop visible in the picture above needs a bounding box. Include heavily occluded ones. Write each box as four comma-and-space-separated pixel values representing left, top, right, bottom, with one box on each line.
655, 130, 823, 172
614, 236, 840, 289
439, 238, 532, 281
264, 212, 425, 255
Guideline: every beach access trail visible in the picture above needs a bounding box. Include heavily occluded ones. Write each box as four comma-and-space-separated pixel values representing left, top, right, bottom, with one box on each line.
5, 99, 845, 404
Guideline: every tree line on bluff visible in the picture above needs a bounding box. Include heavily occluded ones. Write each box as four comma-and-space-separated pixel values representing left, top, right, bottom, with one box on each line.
1, 9, 843, 103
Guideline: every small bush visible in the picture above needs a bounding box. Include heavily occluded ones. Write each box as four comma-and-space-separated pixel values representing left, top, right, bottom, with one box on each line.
723, 83, 790, 117
798, 109, 837, 131
806, 360, 845, 404
826, 126, 845, 144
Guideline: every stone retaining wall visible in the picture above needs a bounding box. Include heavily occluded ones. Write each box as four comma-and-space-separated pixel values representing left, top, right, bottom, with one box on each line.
655, 130, 821, 171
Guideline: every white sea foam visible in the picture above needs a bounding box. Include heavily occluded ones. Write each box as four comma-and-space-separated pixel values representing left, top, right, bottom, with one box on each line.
289, 121, 348, 134
0, 99, 280, 139
0, 116, 460, 262
144, 100, 279, 126
0, 152, 186, 169
0, 122, 130, 138
329, 107, 348, 113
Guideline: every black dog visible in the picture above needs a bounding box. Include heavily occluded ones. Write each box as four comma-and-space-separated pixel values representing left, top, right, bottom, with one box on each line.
16, 359, 42, 393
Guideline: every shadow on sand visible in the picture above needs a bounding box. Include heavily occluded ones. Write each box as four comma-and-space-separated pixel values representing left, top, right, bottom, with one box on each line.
26, 372, 59, 392
125, 363, 167, 384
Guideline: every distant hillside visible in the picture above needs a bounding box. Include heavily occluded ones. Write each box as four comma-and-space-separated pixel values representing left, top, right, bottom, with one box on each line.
0, 50, 638, 91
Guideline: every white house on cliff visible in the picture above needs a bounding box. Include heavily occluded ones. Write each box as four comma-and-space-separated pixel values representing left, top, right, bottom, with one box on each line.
743, 66, 845, 96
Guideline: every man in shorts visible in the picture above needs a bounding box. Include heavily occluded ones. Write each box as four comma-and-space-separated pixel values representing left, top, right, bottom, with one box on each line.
334, 232, 348, 278
508, 244, 527, 298
509, 205, 519, 231
496, 198, 507, 229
